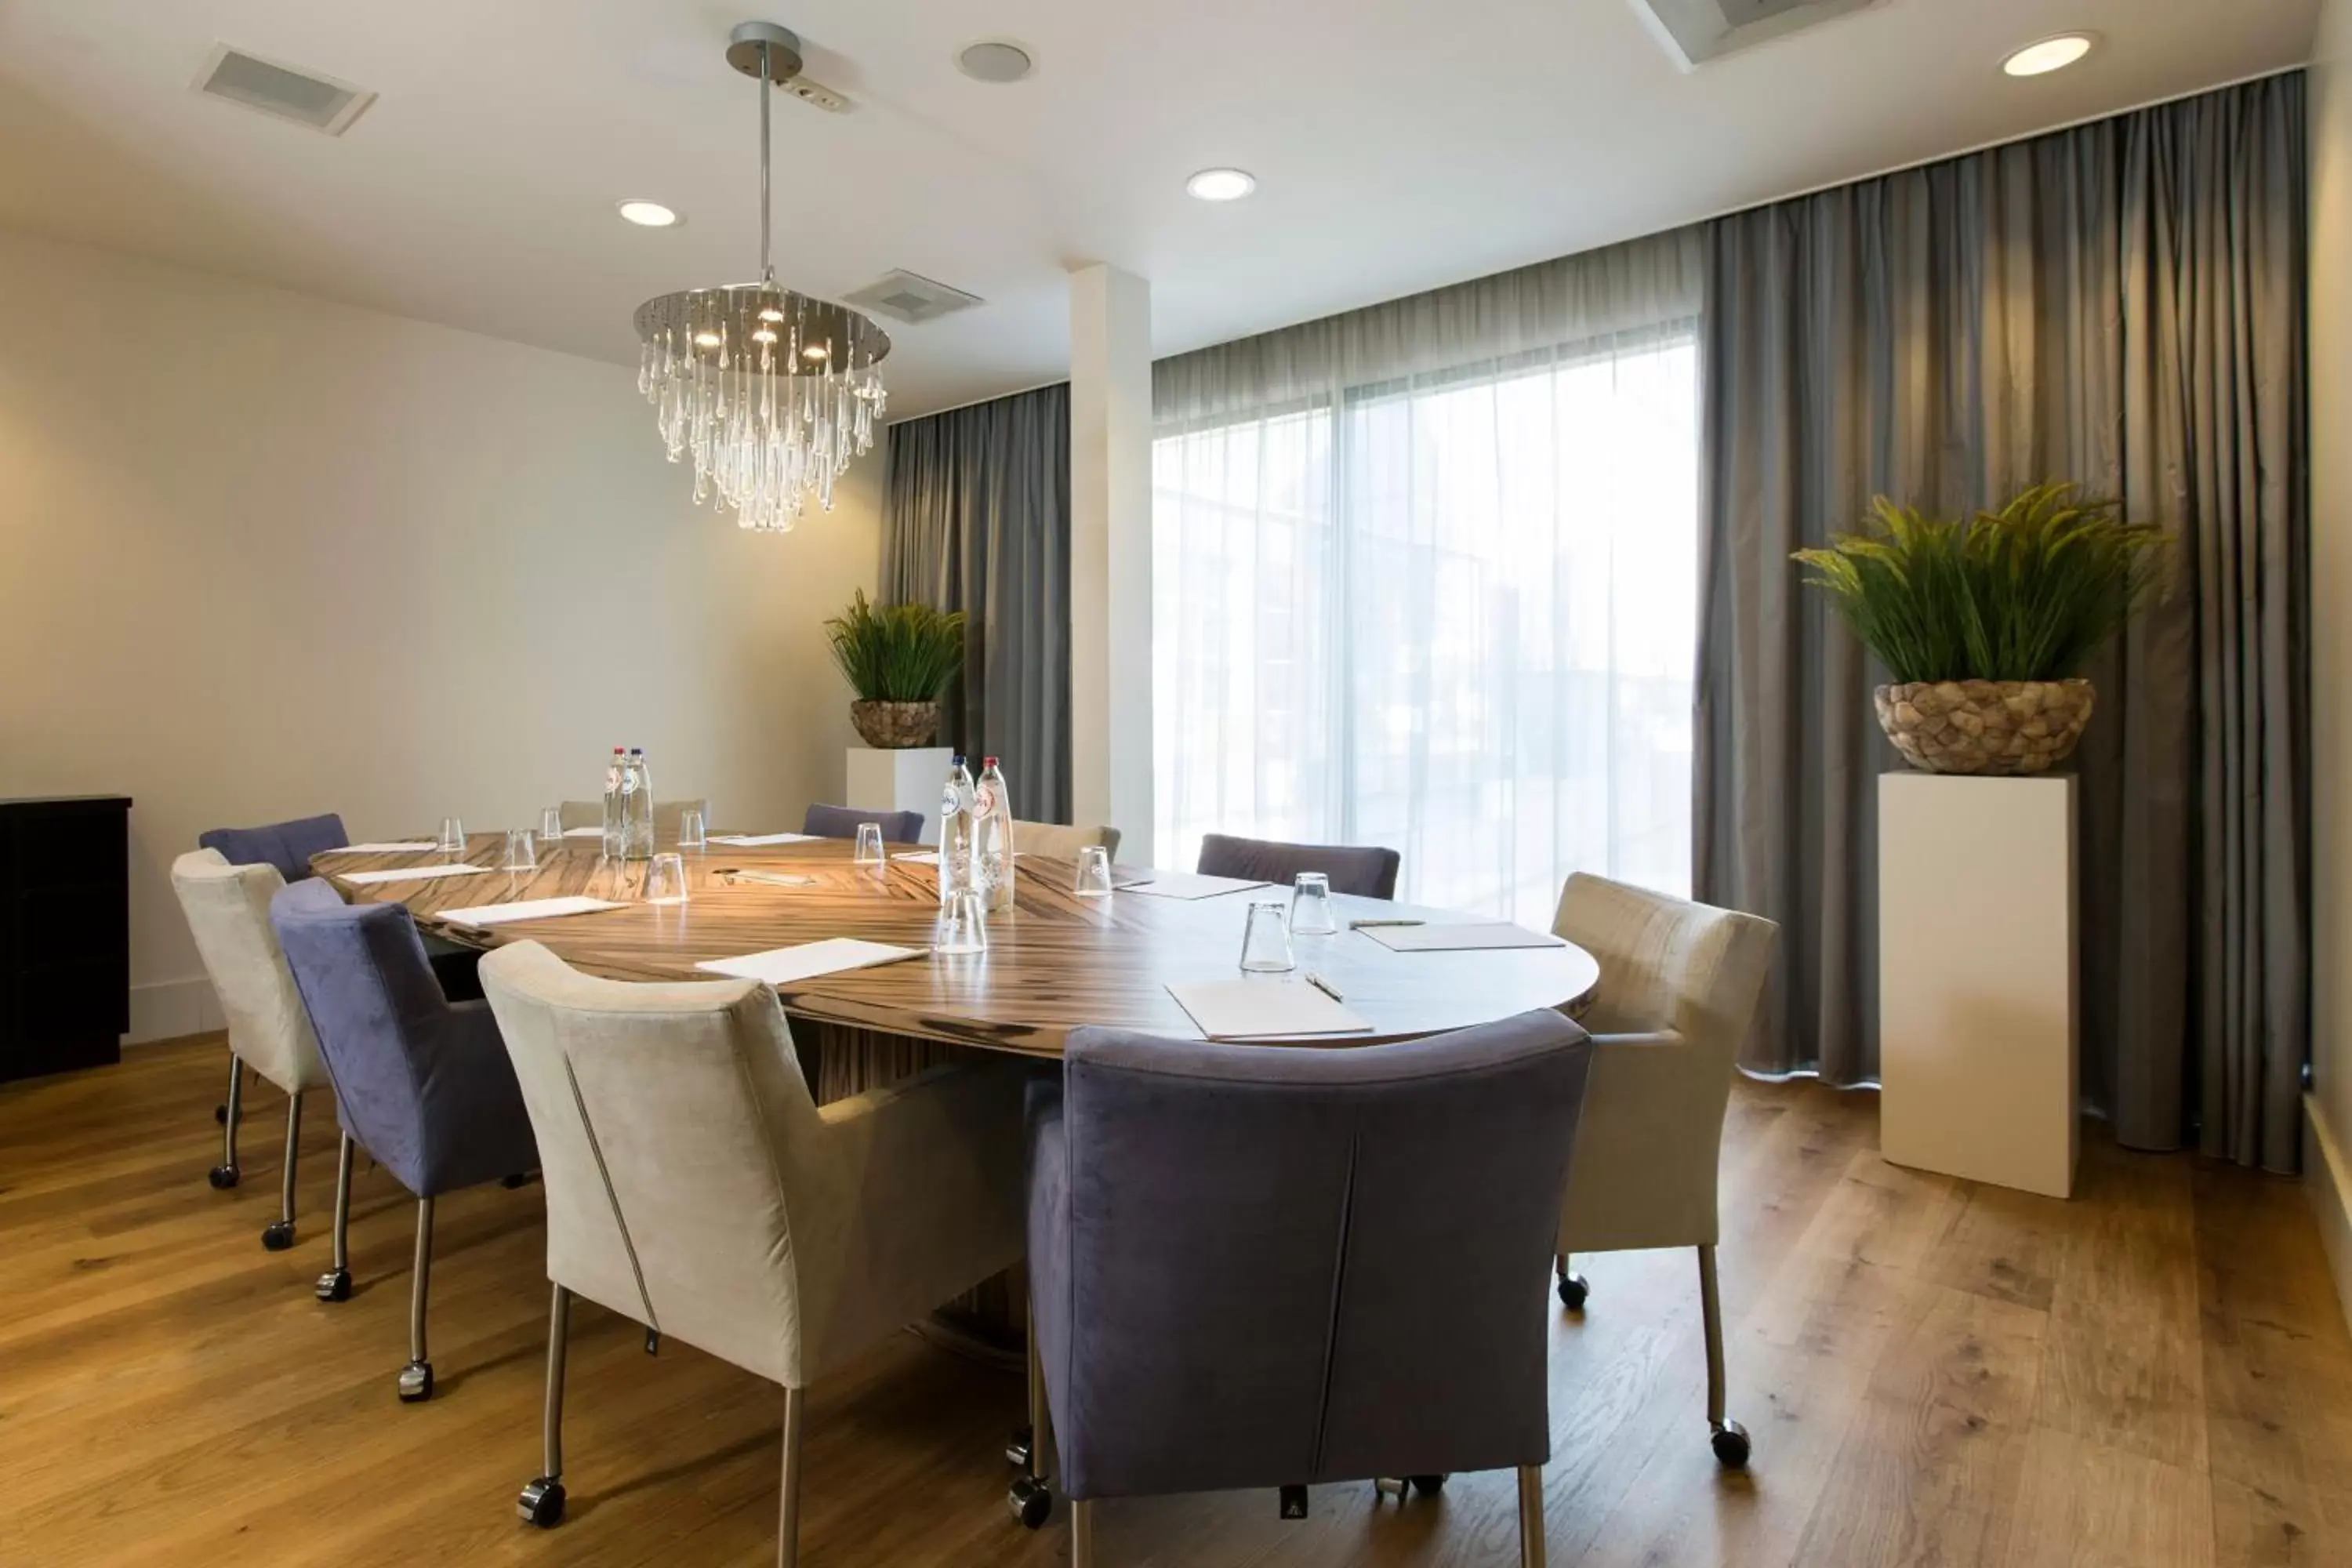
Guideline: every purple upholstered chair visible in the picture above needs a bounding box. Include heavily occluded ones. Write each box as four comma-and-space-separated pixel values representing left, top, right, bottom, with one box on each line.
200, 813, 350, 884
270, 878, 537, 1403
1011, 1011, 1592, 1567
801, 803, 924, 844
1195, 833, 1401, 900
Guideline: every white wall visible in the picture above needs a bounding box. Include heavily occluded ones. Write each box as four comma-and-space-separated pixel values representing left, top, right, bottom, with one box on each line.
2310, 2, 2352, 1331
0, 227, 880, 1040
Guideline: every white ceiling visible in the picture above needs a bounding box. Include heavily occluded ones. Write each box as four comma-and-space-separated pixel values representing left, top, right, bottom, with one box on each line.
0, 0, 2320, 418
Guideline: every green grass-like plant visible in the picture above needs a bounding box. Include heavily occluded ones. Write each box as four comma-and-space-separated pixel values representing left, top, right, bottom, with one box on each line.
1793, 484, 2164, 684
824, 590, 967, 702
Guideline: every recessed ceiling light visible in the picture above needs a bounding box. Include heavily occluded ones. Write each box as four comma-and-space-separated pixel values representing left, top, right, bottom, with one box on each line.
1185, 168, 1256, 202
956, 40, 1034, 84
616, 199, 680, 227
2002, 33, 2095, 77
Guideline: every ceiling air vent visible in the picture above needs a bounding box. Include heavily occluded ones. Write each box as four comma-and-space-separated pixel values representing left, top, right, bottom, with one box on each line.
192, 45, 376, 135
842, 270, 984, 326
1631, 0, 1883, 69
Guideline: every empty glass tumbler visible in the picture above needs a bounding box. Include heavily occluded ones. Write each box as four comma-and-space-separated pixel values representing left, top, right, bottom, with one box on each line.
935, 889, 989, 955
1289, 872, 1337, 935
503, 829, 537, 872
439, 818, 466, 857
646, 852, 690, 906
1073, 845, 1114, 898
540, 806, 564, 847
1239, 899, 1296, 973
678, 807, 707, 851
853, 821, 886, 867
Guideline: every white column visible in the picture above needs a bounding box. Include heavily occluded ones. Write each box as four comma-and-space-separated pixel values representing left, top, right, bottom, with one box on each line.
1067, 263, 1155, 862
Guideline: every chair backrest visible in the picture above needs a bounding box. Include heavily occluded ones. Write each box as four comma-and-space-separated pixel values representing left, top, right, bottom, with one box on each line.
1550, 873, 1777, 1056
802, 803, 924, 844
198, 813, 349, 884
558, 798, 710, 837
169, 849, 325, 1094
269, 878, 527, 1196
477, 940, 832, 1387
1196, 833, 1400, 899
1044, 1011, 1590, 1497
1012, 820, 1122, 863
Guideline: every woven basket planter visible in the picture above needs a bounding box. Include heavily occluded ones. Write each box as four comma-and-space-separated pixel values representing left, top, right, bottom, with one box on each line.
1874, 678, 2096, 776
849, 699, 942, 750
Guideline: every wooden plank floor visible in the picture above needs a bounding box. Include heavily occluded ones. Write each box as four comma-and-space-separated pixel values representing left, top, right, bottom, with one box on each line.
3, 1037, 2350, 1567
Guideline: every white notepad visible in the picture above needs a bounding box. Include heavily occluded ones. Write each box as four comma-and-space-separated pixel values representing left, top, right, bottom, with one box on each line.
891, 849, 941, 864
1118, 872, 1269, 900
1167, 978, 1374, 1040
1361, 922, 1564, 953
337, 864, 495, 886
561, 826, 605, 839
316, 842, 437, 855
708, 832, 822, 846
695, 938, 925, 985
435, 896, 625, 927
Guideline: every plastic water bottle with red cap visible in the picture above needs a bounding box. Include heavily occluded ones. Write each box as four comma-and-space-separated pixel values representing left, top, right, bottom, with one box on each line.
975, 757, 1016, 912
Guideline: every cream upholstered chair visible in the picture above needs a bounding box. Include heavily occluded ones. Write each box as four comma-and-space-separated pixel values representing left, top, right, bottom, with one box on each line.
1011, 820, 1122, 862
1548, 873, 1777, 1470
169, 849, 331, 1250
557, 798, 710, 838
478, 941, 1032, 1558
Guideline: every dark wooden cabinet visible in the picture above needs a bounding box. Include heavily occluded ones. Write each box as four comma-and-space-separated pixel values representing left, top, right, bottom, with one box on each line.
0, 796, 130, 1082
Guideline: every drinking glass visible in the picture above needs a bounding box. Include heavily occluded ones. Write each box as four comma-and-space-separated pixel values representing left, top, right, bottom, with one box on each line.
438, 817, 466, 857
853, 821, 885, 868
646, 852, 690, 906
935, 889, 989, 955
540, 806, 564, 847
1289, 872, 1337, 935
503, 828, 538, 872
678, 807, 708, 851
1239, 899, 1296, 973
1073, 845, 1114, 899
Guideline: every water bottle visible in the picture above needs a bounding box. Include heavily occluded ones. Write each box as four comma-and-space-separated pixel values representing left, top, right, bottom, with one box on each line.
976, 757, 1015, 912
601, 746, 626, 860
622, 748, 654, 862
938, 755, 974, 905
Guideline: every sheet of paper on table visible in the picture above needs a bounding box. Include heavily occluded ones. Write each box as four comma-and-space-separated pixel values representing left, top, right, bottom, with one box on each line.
316, 842, 437, 855
1360, 922, 1565, 953
1118, 871, 1269, 900
1166, 978, 1374, 1040
708, 832, 822, 846
695, 938, 926, 985
337, 864, 495, 886
561, 826, 605, 838
435, 896, 625, 927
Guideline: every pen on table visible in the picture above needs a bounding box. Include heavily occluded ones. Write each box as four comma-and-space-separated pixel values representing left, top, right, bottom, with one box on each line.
1348, 917, 1425, 929
1305, 971, 1345, 1002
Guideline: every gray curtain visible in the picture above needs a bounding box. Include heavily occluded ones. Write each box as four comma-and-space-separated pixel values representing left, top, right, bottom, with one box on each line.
1696, 74, 2308, 1168
880, 383, 1072, 822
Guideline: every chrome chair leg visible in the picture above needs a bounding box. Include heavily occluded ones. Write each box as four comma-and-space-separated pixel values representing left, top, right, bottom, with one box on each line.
518, 1283, 571, 1526
779, 1385, 806, 1568
261, 1091, 301, 1250
1009, 1304, 1055, 1526
1070, 1497, 1095, 1568
1697, 1244, 1749, 1468
315, 1134, 354, 1301
398, 1196, 435, 1402
209, 1056, 243, 1188
1555, 1250, 1588, 1309
1516, 1465, 1547, 1568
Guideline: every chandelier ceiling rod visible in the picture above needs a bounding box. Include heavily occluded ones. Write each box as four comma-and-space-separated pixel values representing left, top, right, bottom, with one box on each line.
757, 35, 772, 283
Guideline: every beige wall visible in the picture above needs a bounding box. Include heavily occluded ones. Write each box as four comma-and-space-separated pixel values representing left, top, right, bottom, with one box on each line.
0, 227, 880, 1039
2311, 4, 2352, 1328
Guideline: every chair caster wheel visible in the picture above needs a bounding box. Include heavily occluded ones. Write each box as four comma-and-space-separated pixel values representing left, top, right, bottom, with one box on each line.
215, 1104, 229, 1125
1711, 1420, 1751, 1469
398, 1360, 434, 1403
315, 1268, 351, 1303
208, 1165, 239, 1189
1005, 1425, 1033, 1469
517, 1476, 565, 1527
261, 1221, 296, 1251
1373, 1477, 1410, 1504
1008, 1475, 1053, 1529
1557, 1272, 1589, 1310
1408, 1474, 1446, 1496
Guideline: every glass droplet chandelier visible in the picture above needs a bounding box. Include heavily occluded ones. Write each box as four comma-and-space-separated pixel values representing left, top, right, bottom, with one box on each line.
634, 21, 889, 532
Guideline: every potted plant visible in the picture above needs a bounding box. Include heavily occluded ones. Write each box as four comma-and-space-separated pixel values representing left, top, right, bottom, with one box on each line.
823, 590, 967, 750
1794, 484, 2164, 775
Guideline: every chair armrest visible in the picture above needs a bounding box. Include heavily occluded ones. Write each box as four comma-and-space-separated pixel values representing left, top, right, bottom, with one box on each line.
412, 999, 538, 1193
1559, 1027, 1734, 1252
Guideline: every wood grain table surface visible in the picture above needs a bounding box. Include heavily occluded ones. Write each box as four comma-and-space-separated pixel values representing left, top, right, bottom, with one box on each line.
318, 833, 1599, 1058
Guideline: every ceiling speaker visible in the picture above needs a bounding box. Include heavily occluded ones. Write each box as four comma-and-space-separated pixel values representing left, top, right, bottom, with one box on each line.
193, 45, 376, 135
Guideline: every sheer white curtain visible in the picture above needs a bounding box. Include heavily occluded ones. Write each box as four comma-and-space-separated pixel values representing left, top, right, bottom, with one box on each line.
1152, 232, 1702, 924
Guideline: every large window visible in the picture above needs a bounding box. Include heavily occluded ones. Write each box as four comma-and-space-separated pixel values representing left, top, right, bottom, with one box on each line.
1152, 322, 1699, 924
